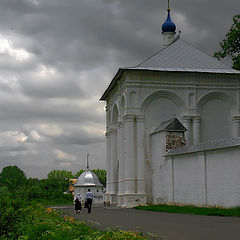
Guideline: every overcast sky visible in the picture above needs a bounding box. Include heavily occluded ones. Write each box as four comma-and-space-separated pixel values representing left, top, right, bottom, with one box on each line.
0, 0, 239, 178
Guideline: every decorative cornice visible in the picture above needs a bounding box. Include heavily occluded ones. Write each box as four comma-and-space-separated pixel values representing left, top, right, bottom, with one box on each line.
122, 115, 135, 122
192, 116, 201, 123
232, 116, 240, 122
136, 115, 145, 122
109, 128, 117, 134
117, 121, 124, 128
182, 115, 192, 120
127, 70, 240, 87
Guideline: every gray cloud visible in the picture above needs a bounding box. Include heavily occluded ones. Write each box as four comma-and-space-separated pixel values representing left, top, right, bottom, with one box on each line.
0, 0, 239, 178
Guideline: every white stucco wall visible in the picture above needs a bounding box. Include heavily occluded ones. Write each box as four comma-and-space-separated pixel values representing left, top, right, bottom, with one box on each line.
151, 132, 170, 204
164, 146, 240, 207
206, 148, 240, 207
74, 186, 103, 204
173, 153, 205, 205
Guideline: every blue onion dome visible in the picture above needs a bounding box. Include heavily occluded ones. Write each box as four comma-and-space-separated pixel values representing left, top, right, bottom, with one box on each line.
162, 9, 176, 33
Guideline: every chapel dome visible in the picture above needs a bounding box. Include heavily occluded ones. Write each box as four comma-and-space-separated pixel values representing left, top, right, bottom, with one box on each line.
162, 10, 176, 33
74, 169, 102, 187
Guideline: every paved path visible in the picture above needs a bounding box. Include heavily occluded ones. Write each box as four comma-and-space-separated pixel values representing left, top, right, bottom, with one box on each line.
51, 205, 240, 240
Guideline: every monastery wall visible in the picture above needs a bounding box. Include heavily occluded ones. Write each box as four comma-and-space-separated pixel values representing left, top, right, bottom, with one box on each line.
152, 146, 240, 208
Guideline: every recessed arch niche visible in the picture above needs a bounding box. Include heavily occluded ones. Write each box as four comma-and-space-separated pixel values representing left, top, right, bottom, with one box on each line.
141, 90, 185, 132
198, 92, 233, 142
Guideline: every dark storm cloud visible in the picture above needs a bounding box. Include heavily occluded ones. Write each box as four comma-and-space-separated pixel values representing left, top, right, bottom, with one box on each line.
0, 0, 239, 177
19, 74, 85, 99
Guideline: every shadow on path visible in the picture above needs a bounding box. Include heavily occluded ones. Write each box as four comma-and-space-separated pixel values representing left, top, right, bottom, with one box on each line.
50, 204, 240, 240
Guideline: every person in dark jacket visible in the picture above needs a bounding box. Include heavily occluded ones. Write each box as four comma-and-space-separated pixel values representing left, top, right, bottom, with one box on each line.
85, 189, 93, 213
73, 193, 82, 214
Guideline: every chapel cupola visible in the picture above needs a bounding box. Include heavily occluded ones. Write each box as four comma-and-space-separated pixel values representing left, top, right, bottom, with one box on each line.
162, 0, 176, 46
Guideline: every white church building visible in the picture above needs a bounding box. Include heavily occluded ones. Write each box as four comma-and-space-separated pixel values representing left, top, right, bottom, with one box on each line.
100, 5, 240, 207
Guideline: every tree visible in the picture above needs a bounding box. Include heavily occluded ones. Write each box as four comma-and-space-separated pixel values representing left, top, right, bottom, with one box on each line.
92, 169, 106, 188
74, 169, 84, 178
0, 166, 27, 191
47, 169, 73, 193
214, 14, 240, 70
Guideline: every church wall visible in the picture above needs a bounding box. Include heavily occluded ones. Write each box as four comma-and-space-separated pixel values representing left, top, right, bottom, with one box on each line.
104, 70, 240, 206
166, 146, 240, 208
150, 131, 170, 204
206, 148, 240, 207
173, 153, 206, 205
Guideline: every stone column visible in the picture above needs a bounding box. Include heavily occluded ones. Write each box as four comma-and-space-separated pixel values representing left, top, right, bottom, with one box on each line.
232, 116, 240, 137
117, 121, 124, 195
136, 116, 146, 194
105, 132, 111, 196
123, 115, 135, 194
109, 127, 118, 203
193, 117, 201, 145
182, 116, 192, 145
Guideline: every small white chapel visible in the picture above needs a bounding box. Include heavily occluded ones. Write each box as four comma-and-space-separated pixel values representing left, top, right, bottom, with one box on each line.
100, 3, 240, 207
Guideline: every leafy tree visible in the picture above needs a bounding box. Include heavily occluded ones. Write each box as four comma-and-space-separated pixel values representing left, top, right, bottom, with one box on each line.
47, 169, 73, 193
92, 169, 106, 187
214, 14, 240, 70
0, 186, 10, 197
47, 169, 73, 179
74, 169, 84, 178
0, 165, 27, 191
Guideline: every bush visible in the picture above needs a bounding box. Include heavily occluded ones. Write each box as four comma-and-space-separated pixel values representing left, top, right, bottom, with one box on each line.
0, 191, 29, 239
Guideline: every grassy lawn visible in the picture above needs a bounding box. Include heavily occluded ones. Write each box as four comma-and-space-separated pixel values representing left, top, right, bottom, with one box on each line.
134, 204, 240, 217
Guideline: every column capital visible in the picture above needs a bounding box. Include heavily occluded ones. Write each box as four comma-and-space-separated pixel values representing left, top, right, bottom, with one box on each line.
182, 115, 192, 121
192, 116, 201, 123
109, 128, 117, 134
105, 131, 111, 137
123, 115, 135, 122
232, 116, 240, 122
117, 121, 124, 128
136, 115, 145, 122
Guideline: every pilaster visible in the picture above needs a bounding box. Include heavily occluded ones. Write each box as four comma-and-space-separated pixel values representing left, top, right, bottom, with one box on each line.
118, 115, 147, 207
122, 115, 135, 194
109, 127, 118, 204
136, 116, 146, 195
232, 116, 240, 137
182, 116, 192, 145
117, 121, 124, 205
193, 116, 201, 145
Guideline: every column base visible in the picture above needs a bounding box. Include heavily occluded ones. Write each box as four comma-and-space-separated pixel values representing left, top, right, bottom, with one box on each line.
104, 193, 110, 204
110, 194, 118, 204
117, 193, 147, 207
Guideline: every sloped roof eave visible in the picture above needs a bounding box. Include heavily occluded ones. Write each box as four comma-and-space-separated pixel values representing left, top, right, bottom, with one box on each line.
100, 68, 126, 101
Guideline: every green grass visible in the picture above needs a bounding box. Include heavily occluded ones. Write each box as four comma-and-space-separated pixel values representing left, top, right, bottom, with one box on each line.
1, 204, 159, 240
134, 204, 240, 217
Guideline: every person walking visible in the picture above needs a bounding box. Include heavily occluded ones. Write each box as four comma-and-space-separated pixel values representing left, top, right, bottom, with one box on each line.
73, 193, 82, 214
85, 189, 93, 213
